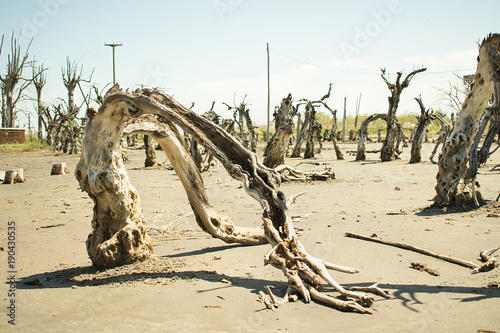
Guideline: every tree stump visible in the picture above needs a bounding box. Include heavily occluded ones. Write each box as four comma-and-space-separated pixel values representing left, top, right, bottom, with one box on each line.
51, 162, 70, 175
3, 169, 25, 184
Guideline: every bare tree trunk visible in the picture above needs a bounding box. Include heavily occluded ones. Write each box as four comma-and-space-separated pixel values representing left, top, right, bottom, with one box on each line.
123, 115, 267, 246
327, 108, 344, 160
292, 84, 333, 159
356, 114, 387, 161
429, 115, 451, 164
33, 63, 47, 139
290, 107, 310, 158
478, 113, 500, 165
409, 97, 432, 163
0, 33, 32, 128
380, 67, 427, 161
263, 93, 295, 168
434, 34, 500, 207
75, 108, 154, 269
87, 87, 385, 311
144, 134, 157, 167
303, 102, 319, 159
1, 84, 6, 128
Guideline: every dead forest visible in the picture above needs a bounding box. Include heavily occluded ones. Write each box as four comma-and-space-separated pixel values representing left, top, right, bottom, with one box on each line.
2, 31, 500, 317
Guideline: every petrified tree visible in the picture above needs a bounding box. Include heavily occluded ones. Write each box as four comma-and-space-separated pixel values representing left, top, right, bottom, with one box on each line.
290, 104, 312, 158
464, 44, 500, 206
291, 83, 333, 159
429, 114, 451, 164
326, 107, 344, 160
380, 67, 427, 161
477, 113, 500, 165
409, 96, 433, 163
144, 135, 157, 167
356, 113, 387, 161
223, 96, 257, 153
0, 32, 33, 128
32, 60, 47, 140
434, 33, 500, 207
263, 93, 296, 168
77, 86, 388, 312
303, 101, 322, 159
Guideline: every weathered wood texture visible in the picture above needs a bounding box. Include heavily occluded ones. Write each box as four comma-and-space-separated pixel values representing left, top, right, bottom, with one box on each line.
76, 86, 382, 311
435, 34, 500, 207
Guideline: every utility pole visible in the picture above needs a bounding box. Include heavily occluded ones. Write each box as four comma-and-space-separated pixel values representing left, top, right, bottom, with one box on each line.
342, 97, 347, 142
266, 43, 270, 142
105, 43, 122, 85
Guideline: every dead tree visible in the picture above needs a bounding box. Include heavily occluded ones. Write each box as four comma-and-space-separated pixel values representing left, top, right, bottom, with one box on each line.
429, 114, 451, 164
291, 83, 333, 159
223, 96, 257, 153
290, 104, 312, 157
478, 111, 500, 165
435, 34, 500, 207
436, 74, 470, 116
463, 43, 500, 206
409, 96, 433, 163
76, 86, 388, 312
263, 93, 296, 168
32, 60, 47, 140
303, 101, 322, 159
144, 135, 157, 167
356, 113, 387, 161
62, 57, 90, 118
0, 32, 33, 128
326, 108, 344, 160
380, 67, 427, 161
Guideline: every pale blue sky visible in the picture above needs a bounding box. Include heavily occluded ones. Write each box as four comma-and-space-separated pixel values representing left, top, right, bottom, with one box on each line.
1, 0, 499, 128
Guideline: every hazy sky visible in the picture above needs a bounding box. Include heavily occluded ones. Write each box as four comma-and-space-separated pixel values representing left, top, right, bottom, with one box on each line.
1, 0, 499, 128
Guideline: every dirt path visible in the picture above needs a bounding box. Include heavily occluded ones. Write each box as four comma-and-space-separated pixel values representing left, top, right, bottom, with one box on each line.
1, 142, 499, 332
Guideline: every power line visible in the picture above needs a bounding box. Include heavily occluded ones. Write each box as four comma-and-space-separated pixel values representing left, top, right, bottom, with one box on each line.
269, 48, 475, 76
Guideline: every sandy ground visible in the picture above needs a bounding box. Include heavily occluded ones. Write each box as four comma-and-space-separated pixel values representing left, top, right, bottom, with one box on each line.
1, 141, 500, 332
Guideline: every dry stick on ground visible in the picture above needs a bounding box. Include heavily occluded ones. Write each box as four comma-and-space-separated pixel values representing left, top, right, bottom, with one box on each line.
88, 87, 385, 312
345, 232, 481, 270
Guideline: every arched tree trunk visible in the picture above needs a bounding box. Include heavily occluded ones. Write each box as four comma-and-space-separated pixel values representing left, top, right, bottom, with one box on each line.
263, 93, 295, 168
123, 116, 267, 246
356, 114, 387, 161
409, 97, 432, 163
380, 67, 427, 161
77, 86, 389, 312
434, 34, 500, 207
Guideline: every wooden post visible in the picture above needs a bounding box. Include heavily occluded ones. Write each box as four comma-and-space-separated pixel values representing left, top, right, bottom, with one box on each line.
341, 97, 347, 142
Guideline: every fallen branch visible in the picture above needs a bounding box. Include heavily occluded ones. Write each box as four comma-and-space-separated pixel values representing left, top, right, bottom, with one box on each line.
345, 232, 480, 270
